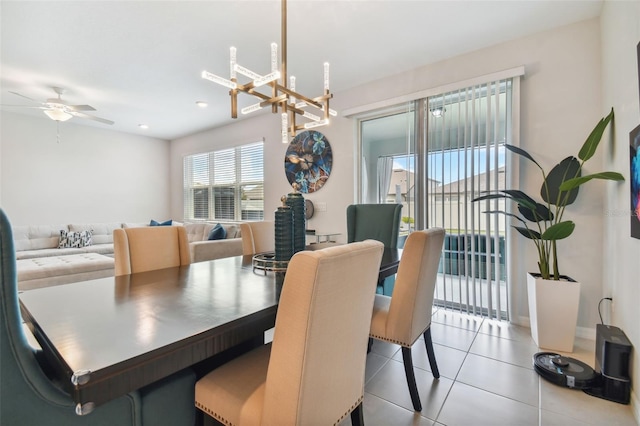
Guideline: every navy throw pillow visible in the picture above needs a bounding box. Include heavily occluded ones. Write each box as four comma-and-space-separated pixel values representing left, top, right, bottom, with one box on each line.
208, 223, 227, 240
150, 219, 173, 226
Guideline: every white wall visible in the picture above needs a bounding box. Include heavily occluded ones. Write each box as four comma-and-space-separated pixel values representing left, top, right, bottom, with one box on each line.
601, 0, 640, 418
170, 105, 355, 237
171, 18, 607, 331
1, 112, 171, 225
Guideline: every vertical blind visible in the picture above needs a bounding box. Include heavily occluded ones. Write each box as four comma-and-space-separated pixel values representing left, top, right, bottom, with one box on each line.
425, 80, 511, 320
183, 141, 264, 221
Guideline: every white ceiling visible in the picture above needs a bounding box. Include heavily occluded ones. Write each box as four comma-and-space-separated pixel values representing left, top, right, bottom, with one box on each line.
0, 0, 603, 141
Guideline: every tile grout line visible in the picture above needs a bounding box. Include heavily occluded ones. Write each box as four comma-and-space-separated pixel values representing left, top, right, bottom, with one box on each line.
431, 316, 485, 425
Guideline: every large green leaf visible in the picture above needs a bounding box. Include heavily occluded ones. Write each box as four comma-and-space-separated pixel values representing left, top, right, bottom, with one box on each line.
505, 144, 542, 169
472, 193, 507, 202
514, 226, 542, 240
542, 156, 580, 206
578, 108, 614, 162
541, 221, 575, 240
517, 203, 553, 222
559, 171, 625, 191
483, 210, 527, 224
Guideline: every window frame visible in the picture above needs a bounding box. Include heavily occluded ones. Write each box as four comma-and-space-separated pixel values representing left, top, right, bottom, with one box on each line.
183, 141, 264, 221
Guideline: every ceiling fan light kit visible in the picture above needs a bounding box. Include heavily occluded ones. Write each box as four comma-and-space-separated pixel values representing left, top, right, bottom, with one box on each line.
43, 108, 72, 122
201, 0, 335, 144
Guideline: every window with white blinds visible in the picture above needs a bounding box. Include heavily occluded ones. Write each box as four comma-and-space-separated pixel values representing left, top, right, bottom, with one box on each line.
425, 80, 511, 320
183, 141, 264, 221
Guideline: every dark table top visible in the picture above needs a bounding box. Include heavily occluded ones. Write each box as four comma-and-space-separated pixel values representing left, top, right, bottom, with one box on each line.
19, 256, 279, 412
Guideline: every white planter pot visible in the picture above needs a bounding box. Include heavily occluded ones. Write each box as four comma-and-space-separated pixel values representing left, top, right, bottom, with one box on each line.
527, 272, 580, 352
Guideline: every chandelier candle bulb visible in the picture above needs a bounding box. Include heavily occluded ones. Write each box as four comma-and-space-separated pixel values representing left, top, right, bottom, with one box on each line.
234, 64, 262, 80
290, 76, 296, 104
230, 47, 237, 79
323, 106, 338, 117
241, 103, 263, 115
281, 113, 288, 143
304, 119, 329, 129
302, 111, 321, 122
253, 71, 281, 87
201, 71, 237, 89
324, 62, 330, 91
271, 43, 278, 72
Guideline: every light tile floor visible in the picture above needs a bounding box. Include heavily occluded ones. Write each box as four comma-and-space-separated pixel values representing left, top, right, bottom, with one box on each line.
342, 308, 638, 426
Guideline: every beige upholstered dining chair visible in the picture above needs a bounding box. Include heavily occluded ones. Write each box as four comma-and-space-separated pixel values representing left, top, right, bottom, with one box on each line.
113, 226, 191, 276
369, 228, 445, 412
240, 221, 275, 255
195, 240, 385, 426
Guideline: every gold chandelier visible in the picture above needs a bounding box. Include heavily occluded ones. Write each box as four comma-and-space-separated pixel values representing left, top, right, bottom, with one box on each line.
201, 0, 335, 143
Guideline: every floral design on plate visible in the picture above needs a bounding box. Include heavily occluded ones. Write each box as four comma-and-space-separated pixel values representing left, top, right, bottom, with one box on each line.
284, 130, 332, 193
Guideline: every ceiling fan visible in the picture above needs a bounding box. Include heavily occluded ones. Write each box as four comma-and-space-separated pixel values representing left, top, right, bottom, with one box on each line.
4, 87, 114, 125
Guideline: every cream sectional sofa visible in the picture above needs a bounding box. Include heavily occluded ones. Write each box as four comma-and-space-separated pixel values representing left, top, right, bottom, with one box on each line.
13, 221, 243, 291
182, 222, 243, 263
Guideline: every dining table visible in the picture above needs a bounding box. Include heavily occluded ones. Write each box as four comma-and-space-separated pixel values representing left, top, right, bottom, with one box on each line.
19, 247, 402, 415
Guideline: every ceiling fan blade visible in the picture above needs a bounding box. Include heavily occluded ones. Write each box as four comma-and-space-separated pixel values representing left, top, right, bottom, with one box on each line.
9, 91, 41, 104
1, 105, 47, 109
71, 111, 114, 125
66, 104, 96, 112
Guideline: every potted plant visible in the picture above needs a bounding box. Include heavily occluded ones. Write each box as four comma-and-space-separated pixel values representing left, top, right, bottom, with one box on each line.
474, 108, 624, 351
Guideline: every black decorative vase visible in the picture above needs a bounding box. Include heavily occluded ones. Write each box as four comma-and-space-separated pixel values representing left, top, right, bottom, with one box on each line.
286, 189, 306, 254
275, 198, 294, 262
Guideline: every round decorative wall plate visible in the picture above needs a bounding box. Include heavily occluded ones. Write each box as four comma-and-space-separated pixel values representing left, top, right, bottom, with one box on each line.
284, 130, 332, 193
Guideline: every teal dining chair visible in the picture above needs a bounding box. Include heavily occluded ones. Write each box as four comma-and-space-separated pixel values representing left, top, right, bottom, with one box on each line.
0, 208, 196, 426
347, 203, 402, 295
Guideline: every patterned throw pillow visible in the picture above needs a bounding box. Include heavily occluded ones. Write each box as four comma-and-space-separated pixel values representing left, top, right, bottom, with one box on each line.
150, 219, 173, 226
58, 230, 93, 248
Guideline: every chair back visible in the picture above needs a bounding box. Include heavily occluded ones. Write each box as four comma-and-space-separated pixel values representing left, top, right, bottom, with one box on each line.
114, 226, 191, 276
240, 221, 275, 255
346, 204, 402, 248
387, 228, 445, 344
261, 240, 384, 425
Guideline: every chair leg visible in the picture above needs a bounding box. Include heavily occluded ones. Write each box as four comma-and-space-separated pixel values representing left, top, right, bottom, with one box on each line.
401, 347, 422, 412
350, 402, 364, 426
423, 328, 440, 379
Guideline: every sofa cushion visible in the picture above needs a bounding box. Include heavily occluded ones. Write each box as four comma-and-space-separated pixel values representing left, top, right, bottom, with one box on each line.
12, 225, 69, 251
58, 230, 93, 248
208, 224, 227, 240
224, 224, 240, 239
69, 222, 121, 245
150, 219, 172, 226
122, 222, 148, 229
183, 223, 210, 243
16, 247, 85, 260
81, 244, 115, 256
17, 253, 114, 282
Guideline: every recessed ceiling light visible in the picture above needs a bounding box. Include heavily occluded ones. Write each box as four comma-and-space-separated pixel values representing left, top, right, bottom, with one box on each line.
430, 107, 445, 117
139, 124, 149, 129
196, 101, 208, 108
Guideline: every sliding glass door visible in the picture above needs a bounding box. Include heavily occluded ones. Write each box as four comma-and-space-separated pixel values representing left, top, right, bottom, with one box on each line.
358, 79, 513, 320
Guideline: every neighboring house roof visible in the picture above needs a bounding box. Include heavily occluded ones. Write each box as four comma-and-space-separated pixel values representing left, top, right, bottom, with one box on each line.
437, 166, 505, 195
387, 169, 440, 196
